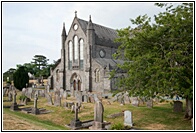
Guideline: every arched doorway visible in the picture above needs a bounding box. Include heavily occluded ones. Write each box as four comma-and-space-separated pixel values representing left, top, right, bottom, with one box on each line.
70, 73, 82, 95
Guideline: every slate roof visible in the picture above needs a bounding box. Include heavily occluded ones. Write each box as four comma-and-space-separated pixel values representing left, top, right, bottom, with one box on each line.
78, 18, 120, 48
95, 58, 124, 71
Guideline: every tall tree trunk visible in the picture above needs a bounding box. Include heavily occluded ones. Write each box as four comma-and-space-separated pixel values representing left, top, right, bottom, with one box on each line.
184, 97, 193, 119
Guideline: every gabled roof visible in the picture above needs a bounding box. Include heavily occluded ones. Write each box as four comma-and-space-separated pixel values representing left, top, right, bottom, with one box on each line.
78, 18, 120, 48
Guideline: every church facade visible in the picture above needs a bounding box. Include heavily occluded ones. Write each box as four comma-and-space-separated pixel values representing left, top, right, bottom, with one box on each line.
48, 13, 124, 94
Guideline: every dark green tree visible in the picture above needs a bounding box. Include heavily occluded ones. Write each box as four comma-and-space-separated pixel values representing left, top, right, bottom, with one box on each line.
3, 68, 16, 82
13, 66, 29, 91
112, 3, 193, 119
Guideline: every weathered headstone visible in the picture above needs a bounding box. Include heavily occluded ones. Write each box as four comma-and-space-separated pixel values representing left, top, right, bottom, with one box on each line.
82, 95, 88, 103
124, 110, 133, 127
10, 90, 19, 111
76, 91, 82, 103
54, 94, 61, 106
146, 99, 153, 108
89, 101, 105, 130
32, 94, 40, 114
45, 93, 53, 105
131, 97, 139, 107
63, 91, 68, 99
60, 88, 64, 97
8, 91, 13, 101
173, 101, 183, 112
124, 93, 130, 104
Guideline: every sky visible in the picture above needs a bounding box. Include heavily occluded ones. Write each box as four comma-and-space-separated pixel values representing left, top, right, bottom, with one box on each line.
2, 2, 181, 73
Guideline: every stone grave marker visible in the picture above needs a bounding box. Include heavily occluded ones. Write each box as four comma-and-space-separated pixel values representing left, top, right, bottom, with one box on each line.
173, 101, 183, 112
8, 91, 13, 101
10, 90, 19, 111
89, 101, 105, 130
70, 103, 82, 129
45, 93, 53, 105
146, 99, 153, 108
54, 94, 61, 106
124, 93, 130, 104
63, 91, 68, 99
124, 110, 133, 127
32, 94, 40, 114
131, 97, 139, 107
60, 88, 64, 97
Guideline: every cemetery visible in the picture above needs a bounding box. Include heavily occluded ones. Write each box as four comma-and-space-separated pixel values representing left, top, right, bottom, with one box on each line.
3, 83, 192, 130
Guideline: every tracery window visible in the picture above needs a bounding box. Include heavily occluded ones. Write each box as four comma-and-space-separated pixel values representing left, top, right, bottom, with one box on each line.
79, 39, 84, 69
68, 41, 73, 69
74, 36, 78, 61
95, 69, 100, 82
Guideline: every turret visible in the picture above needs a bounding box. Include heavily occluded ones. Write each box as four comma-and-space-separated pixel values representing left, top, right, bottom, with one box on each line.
61, 23, 67, 49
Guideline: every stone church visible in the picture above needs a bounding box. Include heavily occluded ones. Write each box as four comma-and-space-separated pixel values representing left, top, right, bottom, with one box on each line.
48, 12, 124, 94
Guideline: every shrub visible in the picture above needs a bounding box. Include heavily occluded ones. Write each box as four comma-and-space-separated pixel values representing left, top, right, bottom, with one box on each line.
111, 123, 125, 130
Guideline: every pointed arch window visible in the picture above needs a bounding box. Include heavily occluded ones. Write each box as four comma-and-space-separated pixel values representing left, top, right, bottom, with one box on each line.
68, 41, 73, 69
79, 39, 84, 69
74, 36, 78, 61
95, 69, 100, 82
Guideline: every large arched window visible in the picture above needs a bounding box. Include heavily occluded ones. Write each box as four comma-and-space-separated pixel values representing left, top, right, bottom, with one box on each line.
79, 39, 84, 69
74, 36, 78, 61
68, 41, 73, 69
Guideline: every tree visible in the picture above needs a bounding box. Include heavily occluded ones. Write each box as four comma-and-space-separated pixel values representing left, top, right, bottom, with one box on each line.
3, 68, 16, 82
31, 55, 49, 77
13, 66, 29, 91
112, 3, 193, 119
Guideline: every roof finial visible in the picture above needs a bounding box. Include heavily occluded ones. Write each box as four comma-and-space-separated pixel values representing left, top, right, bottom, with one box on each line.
75, 11, 77, 18
63, 22, 65, 28
89, 15, 91, 21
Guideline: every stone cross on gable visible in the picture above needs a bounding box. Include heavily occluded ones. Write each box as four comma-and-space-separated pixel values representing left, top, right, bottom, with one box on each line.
75, 11, 77, 17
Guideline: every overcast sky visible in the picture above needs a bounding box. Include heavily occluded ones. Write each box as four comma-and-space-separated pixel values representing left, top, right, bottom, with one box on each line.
2, 2, 181, 73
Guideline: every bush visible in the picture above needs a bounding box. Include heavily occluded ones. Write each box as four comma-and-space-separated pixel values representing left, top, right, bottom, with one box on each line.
19, 95, 28, 101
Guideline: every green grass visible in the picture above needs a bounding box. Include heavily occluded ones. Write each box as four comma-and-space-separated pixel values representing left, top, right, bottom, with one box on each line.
3, 108, 69, 130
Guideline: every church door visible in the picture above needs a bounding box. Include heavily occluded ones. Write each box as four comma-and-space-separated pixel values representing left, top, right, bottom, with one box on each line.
73, 80, 76, 90
78, 80, 81, 91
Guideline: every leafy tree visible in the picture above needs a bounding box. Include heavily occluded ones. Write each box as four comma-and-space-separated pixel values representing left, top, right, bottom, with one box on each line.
31, 55, 49, 77
13, 66, 29, 91
3, 68, 16, 82
112, 3, 193, 119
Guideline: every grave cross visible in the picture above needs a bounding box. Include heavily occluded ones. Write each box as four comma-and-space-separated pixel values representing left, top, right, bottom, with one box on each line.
74, 103, 79, 121
34, 94, 38, 109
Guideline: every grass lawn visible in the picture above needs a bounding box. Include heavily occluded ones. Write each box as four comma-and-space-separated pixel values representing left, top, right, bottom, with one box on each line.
2, 89, 192, 130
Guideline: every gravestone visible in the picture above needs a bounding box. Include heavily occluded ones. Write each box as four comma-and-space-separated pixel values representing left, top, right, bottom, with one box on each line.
46, 85, 50, 93
3, 88, 7, 97
82, 95, 88, 103
76, 91, 82, 103
32, 94, 40, 114
63, 91, 68, 99
54, 94, 61, 106
10, 90, 19, 111
89, 101, 105, 130
173, 101, 183, 112
26, 87, 33, 99
70, 103, 82, 129
146, 99, 153, 108
60, 88, 64, 97
8, 91, 13, 101
131, 97, 139, 107
45, 93, 53, 105
22, 88, 26, 96
124, 110, 133, 127
124, 93, 130, 104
